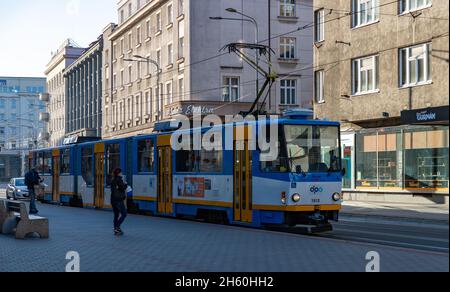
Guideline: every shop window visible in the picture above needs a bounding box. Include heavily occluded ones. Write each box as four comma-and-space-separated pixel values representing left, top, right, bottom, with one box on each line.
377, 132, 400, 188
356, 133, 378, 188
404, 127, 449, 190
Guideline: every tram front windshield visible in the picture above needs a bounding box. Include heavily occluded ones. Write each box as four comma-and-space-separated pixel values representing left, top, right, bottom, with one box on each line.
283, 125, 341, 173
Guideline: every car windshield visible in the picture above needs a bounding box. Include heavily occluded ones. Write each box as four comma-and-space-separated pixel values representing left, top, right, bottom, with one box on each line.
15, 179, 26, 186
284, 125, 341, 173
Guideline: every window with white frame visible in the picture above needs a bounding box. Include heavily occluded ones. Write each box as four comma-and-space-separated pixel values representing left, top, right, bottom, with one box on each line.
399, 43, 431, 87
156, 49, 161, 67
168, 4, 173, 25
280, 79, 297, 105
136, 26, 141, 45
178, 19, 185, 59
146, 19, 151, 38
156, 12, 162, 32
314, 9, 325, 42
280, 0, 296, 17
352, 0, 379, 28
168, 43, 173, 65
137, 61, 141, 79
128, 33, 132, 50
128, 65, 132, 84
145, 91, 152, 116
166, 81, 173, 104
315, 70, 325, 103
352, 55, 379, 94
178, 0, 184, 15
399, 0, 432, 14
222, 77, 240, 102
280, 37, 296, 60
178, 77, 184, 100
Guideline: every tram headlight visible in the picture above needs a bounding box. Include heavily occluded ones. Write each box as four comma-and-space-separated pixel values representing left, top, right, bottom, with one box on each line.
292, 193, 301, 203
332, 192, 342, 202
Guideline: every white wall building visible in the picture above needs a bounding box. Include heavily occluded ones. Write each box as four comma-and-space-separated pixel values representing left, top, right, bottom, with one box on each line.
44, 39, 85, 146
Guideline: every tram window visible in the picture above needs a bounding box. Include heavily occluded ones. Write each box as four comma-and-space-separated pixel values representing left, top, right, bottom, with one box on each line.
36, 152, 45, 174
199, 150, 222, 173
176, 150, 199, 172
42, 151, 52, 175
60, 149, 71, 175
260, 149, 289, 173
176, 149, 222, 173
260, 126, 289, 173
138, 139, 155, 173
81, 147, 94, 187
106, 144, 121, 186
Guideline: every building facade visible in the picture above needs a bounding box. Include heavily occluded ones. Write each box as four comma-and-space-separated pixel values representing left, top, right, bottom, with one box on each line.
43, 39, 85, 146
103, 0, 314, 139
64, 36, 103, 139
0, 77, 47, 180
313, 0, 449, 202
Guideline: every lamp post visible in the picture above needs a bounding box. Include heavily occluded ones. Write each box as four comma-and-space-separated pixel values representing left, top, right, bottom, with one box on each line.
211, 8, 260, 97
124, 55, 162, 120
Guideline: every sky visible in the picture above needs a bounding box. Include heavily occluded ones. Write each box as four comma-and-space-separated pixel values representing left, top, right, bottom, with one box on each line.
0, 0, 117, 77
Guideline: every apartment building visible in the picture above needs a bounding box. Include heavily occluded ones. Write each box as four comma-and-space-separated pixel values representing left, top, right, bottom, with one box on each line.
103, 0, 314, 139
313, 0, 449, 202
43, 39, 85, 146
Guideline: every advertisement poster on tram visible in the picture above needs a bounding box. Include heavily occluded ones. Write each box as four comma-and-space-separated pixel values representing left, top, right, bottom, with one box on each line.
180, 177, 206, 198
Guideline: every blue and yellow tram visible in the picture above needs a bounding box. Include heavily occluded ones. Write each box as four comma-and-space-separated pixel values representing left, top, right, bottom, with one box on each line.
30, 113, 344, 228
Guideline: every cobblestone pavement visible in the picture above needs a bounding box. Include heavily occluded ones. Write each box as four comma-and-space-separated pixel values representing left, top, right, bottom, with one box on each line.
0, 202, 448, 272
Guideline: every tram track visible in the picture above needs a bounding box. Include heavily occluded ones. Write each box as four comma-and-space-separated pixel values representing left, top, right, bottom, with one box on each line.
286, 217, 449, 254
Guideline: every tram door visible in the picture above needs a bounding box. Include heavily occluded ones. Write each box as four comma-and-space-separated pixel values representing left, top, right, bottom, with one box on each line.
94, 143, 105, 208
234, 127, 253, 223
52, 150, 60, 202
157, 136, 173, 215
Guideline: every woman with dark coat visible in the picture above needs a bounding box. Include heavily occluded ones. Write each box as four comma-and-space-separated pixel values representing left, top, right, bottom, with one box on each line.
111, 168, 128, 236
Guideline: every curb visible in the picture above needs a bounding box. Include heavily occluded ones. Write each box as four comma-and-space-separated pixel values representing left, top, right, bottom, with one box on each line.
341, 212, 449, 225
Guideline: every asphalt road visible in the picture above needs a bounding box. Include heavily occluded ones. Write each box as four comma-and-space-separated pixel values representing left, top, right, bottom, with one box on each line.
0, 187, 448, 254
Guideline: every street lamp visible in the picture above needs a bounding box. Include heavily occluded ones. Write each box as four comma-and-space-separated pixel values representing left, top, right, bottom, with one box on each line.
211, 8, 260, 96
124, 55, 162, 120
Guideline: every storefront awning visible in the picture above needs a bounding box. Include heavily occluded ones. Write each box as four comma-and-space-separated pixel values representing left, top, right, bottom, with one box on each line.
401, 106, 449, 126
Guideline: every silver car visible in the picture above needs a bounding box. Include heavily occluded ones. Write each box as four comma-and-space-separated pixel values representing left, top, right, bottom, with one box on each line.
6, 178, 30, 200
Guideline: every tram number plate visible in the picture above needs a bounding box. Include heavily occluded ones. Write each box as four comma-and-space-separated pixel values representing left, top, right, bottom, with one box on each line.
311, 199, 321, 204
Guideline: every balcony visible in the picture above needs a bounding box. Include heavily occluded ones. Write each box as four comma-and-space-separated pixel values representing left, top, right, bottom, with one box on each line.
39, 112, 50, 122
38, 132, 50, 141
39, 93, 50, 102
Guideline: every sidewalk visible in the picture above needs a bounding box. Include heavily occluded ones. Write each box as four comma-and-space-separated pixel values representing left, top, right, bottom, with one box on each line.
342, 201, 449, 223
0, 203, 448, 272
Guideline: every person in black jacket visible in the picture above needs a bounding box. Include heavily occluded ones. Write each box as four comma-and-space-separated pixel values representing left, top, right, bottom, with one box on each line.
24, 167, 42, 215
111, 168, 128, 236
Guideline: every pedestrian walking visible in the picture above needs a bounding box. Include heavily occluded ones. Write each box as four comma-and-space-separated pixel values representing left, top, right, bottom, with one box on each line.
111, 168, 128, 236
24, 167, 42, 215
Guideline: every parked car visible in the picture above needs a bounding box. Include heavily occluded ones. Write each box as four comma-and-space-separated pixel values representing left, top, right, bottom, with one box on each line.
6, 178, 30, 200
